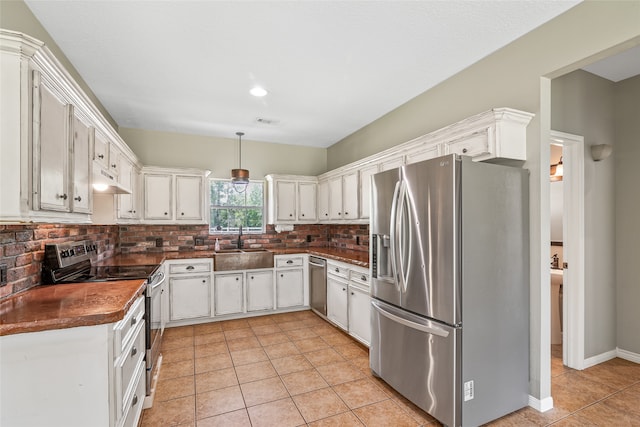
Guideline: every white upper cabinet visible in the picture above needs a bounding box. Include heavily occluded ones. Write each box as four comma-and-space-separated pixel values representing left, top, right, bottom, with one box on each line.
405, 143, 441, 165
265, 175, 318, 224
327, 172, 358, 221
142, 167, 208, 223
93, 131, 109, 170
379, 155, 404, 172
317, 180, 330, 221
117, 158, 139, 220
358, 164, 378, 219
71, 111, 92, 214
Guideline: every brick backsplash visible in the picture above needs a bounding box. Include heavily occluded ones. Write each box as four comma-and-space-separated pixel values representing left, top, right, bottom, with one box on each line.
0, 224, 119, 299
1, 222, 369, 300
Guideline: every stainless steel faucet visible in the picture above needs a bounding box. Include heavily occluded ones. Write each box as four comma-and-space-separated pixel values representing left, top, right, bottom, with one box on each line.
237, 225, 244, 249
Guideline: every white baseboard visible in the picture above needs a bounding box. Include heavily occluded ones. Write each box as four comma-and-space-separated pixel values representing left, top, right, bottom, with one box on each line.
583, 349, 617, 369
528, 395, 554, 412
617, 347, 640, 364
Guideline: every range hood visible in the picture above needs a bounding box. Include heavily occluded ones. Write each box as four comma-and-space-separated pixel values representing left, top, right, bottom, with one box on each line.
92, 166, 131, 194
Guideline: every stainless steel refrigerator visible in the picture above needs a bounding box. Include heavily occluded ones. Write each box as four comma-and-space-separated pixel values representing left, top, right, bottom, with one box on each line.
370, 154, 529, 427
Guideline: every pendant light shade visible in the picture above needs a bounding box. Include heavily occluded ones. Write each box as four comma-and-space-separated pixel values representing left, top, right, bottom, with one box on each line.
232, 131, 249, 193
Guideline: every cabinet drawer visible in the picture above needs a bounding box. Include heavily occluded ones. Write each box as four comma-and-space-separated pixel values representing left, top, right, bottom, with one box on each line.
169, 262, 211, 274
443, 129, 490, 158
275, 256, 304, 268
115, 320, 145, 420
121, 360, 146, 427
349, 269, 370, 288
327, 262, 349, 279
114, 295, 145, 355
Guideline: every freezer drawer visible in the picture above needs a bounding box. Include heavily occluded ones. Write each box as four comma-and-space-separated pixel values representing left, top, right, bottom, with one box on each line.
370, 299, 460, 427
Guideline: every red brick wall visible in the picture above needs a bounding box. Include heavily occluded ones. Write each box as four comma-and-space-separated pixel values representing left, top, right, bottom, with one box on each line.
0, 224, 119, 299
328, 224, 370, 251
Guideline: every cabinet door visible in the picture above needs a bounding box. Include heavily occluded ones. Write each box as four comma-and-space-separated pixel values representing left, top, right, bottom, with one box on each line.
117, 158, 136, 218
169, 275, 211, 320
93, 131, 109, 169
246, 271, 274, 312
405, 144, 440, 165
108, 143, 121, 179
327, 276, 348, 330
443, 130, 490, 159
176, 175, 203, 220
214, 273, 244, 315
317, 180, 330, 221
36, 79, 70, 212
276, 269, 304, 308
275, 180, 296, 222
328, 176, 343, 220
144, 174, 173, 220
71, 113, 92, 213
297, 182, 317, 221
358, 164, 378, 219
348, 285, 371, 346
379, 156, 404, 172
342, 172, 358, 220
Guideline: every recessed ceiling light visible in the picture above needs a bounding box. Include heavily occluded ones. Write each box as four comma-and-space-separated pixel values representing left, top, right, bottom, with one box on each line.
250, 86, 268, 97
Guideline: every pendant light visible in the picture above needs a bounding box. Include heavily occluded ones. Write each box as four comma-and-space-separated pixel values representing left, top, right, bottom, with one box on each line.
231, 131, 249, 193
550, 156, 563, 181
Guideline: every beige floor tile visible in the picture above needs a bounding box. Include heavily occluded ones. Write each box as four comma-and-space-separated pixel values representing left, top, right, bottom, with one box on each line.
246, 397, 305, 427
194, 352, 233, 374
483, 411, 537, 426
227, 336, 261, 351
264, 341, 301, 359
257, 332, 291, 347
294, 336, 329, 353
307, 411, 364, 427
155, 375, 195, 402
285, 327, 318, 341
163, 346, 195, 364
333, 343, 368, 360
601, 384, 640, 417
292, 387, 349, 423
333, 378, 389, 409
163, 335, 195, 350
577, 359, 640, 389
316, 361, 365, 385
195, 367, 238, 394
196, 385, 245, 420
301, 317, 327, 328
240, 376, 290, 407
271, 313, 300, 324
230, 347, 269, 366
348, 355, 371, 374
161, 359, 195, 381
304, 347, 346, 367
247, 315, 277, 327
310, 324, 338, 335
548, 414, 598, 426
320, 331, 353, 347
517, 406, 571, 426
194, 341, 229, 359
235, 360, 278, 384
572, 399, 639, 426
165, 325, 195, 339
221, 318, 251, 331
193, 322, 223, 335
196, 408, 251, 427
271, 354, 314, 375
224, 327, 255, 341
280, 368, 329, 395
251, 323, 282, 336
278, 320, 307, 331
193, 332, 225, 346
140, 394, 195, 427
391, 395, 439, 425
552, 371, 618, 413
353, 399, 419, 427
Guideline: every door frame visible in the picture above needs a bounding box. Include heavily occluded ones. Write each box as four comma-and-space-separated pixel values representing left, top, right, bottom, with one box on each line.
550, 130, 585, 370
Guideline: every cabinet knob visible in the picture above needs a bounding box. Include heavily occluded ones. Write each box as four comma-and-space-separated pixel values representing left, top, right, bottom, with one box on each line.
164, 212, 168, 215
251, 276, 254, 279
186, 265, 195, 270
131, 317, 137, 327
289, 213, 293, 217
181, 212, 185, 216
361, 275, 366, 281
57, 193, 68, 200
202, 279, 206, 283
345, 212, 349, 215
131, 346, 137, 357
235, 277, 239, 281
132, 395, 138, 407
351, 292, 354, 295
97, 154, 104, 159
325, 213, 328, 216
301, 213, 305, 217
342, 288, 346, 291
111, 164, 117, 168
335, 268, 339, 272
462, 148, 468, 154
74, 196, 81, 202
280, 274, 284, 277
338, 212, 341, 215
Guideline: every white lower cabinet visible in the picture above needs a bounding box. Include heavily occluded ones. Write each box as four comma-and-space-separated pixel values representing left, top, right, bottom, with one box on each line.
169, 275, 211, 320
327, 274, 349, 330
214, 272, 244, 315
276, 268, 304, 308
348, 283, 371, 346
246, 270, 274, 312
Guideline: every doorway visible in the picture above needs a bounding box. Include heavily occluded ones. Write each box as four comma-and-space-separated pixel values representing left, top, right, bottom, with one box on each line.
549, 130, 585, 371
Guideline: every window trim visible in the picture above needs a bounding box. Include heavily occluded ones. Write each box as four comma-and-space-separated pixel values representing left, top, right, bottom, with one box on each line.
208, 178, 266, 234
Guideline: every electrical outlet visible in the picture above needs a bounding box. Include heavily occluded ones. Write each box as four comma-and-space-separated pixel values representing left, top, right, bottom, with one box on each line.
155, 237, 163, 247
0, 264, 7, 287
356, 236, 361, 245
306, 235, 312, 243
195, 237, 204, 246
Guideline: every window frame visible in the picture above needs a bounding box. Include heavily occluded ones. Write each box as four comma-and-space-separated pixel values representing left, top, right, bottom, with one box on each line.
208, 178, 266, 234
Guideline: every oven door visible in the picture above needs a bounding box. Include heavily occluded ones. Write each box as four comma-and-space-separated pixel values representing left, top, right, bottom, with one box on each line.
146, 269, 165, 395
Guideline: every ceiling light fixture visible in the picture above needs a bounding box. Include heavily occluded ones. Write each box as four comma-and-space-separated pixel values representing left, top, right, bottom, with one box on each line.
231, 131, 249, 193
250, 86, 268, 97
550, 156, 563, 181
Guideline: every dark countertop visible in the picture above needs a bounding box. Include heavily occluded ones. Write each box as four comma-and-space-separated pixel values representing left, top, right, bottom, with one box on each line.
0, 280, 146, 336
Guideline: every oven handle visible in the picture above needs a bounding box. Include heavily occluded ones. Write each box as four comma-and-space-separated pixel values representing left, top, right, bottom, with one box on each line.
149, 271, 165, 291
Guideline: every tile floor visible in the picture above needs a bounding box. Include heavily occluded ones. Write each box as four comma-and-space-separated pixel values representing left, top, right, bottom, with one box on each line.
141, 311, 640, 426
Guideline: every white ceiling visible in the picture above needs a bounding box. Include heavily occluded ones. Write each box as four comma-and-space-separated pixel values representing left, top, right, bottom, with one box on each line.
25, 0, 582, 148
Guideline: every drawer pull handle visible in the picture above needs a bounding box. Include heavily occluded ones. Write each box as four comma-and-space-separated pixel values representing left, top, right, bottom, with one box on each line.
186, 265, 195, 270
57, 193, 68, 200
361, 275, 366, 281
132, 395, 138, 407
74, 196, 82, 202
131, 317, 137, 326
286, 260, 293, 264
335, 268, 339, 272
131, 346, 137, 357
462, 148, 468, 154
97, 154, 104, 159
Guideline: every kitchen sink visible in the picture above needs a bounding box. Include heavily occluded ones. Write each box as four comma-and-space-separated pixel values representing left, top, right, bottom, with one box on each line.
213, 249, 273, 271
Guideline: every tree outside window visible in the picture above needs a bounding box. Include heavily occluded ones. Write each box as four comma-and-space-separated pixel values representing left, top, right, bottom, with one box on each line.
209, 180, 264, 233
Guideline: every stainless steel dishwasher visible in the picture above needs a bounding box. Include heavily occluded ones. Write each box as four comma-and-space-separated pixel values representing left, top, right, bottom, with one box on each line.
309, 256, 327, 318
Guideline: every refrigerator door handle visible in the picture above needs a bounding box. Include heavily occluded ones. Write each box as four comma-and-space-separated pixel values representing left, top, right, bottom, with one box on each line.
372, 300, 450, 338
389, 180, 402, 291
397, 181, 412, 293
